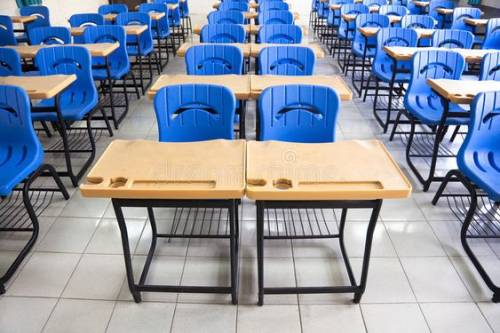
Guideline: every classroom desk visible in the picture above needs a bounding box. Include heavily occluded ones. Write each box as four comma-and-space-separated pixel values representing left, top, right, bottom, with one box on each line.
176, 42, 251, 57
6, 43, 119, 59
330, 3, 378, 12
464, 18, 488, 27
0, 75, 76, 99
80, 139, 246, 304
70, 25, 147, 37
384, 46, 499, 64
246, 140, 411, 305
427, 79, 500, 104
358, 27, 434, 39
192, 24, 308, 36
213, 1, 261, 9
244, 11, 300, 21
413, 0, 429, 7
10, 15, 37, 24
342, 14, 401, 24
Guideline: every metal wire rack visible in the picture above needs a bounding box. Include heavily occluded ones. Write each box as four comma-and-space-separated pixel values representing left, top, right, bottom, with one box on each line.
163, 207, 231, 238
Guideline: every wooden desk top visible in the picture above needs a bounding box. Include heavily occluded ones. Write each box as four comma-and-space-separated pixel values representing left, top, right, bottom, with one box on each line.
80, 139, 246, 200
147, 74, 252, 100
246, 140, 412, 201
245, 11, 300, 20
464, 18, 488, 27
358, 27, 434, 39
6, 43, 119, 58
427, 79, 500, 104
249, 75, 353, 101
0, 75, 76, 99
250, 43, 325, 58
413, 1, 430, 7
10, 15, 37, 24
436, 8, 454, 15
384, 46, 498, 64
176, 42, 251, 57
168, 3, 179, 10
71, 25, 146, 36
149, 12, 166, 21
104, 13, 117, 22
213, 1, 260, 9
343, 14, 400, 23
193, 24, 308, 36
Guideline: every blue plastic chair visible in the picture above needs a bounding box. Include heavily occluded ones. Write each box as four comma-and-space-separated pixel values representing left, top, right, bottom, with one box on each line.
363, 0, 388, 12
19, 6, 50, 43
258, 24, 302, 44
69, 13, 105, 43
0, 16, 17, 46
0, 48, 21, 76
479, 53, 500, 81
139, 3, 172, 68
258, 10, 294, 25
258, 45, 316, 75
219, 2, 249, 12
326, 0, 354, 29
379, 5, 409, 26
153, 84, 236, 142
208, 10, 245, 24
185, 44, 244, 75
432, 29, 474, 48
82, 25, 137, 128
28, 26, 71, 45
200, 24, 247, 43
401, 15, 436, 29
483, 31, 500, 50
98, 4, 128, 23
451, 7, 481, 33
335, 4, 369, 70
259, 1, 290, 11
429, 0, 454, 28
258, 85, 340, 142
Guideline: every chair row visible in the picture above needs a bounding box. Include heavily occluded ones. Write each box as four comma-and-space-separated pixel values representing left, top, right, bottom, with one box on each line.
198, 23, 303, 43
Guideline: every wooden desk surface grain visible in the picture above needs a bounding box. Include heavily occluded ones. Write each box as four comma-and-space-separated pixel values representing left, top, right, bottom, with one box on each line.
6, 43, 119, 58
0, 75, 76, 99
427, 79, 500, 104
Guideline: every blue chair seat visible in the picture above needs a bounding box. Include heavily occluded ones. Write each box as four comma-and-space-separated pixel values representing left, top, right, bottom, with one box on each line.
0, 145, 43, 196
126, 44, 154, 56
32, 94, 98, 122
407, 94, 469, 125
373, 66, 411, 83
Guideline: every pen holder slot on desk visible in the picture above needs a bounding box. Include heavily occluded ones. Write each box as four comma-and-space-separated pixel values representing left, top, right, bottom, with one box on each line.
110, 177, 128, 188
273, 179, 293, 190
247, 179, 267, 187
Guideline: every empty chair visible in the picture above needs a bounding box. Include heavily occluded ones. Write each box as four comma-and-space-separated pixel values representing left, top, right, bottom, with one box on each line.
28, 26, 71, 45
432, 29, 474, 48
153, 84, 236, 142
0, 16, 17, 46
258, 24, 302, 44
379, 4, 409, 17
207, 10, 245, 24
138, 3, 172, 67
401, 15, 436, 29
258, 10, 294, 25
0, 85, 69, 291
259, 1, 290, 11
429, 0, 454, 28
326, 0, 354, 29
479, 52, 500, 80
69, 13, 105, 43
219, 1, 249, 12
335, 3, 369, 70
451, 7, 481, 33
185, 44, 244, 75
258, 85, 340, 142
363, 0, 388, 11
258, 45, 316, 75
483, 31, 500, 50
0, 48, 21, 76
98, 4, 128, 19
19, 6, 50, 43
200, 24, 246, 43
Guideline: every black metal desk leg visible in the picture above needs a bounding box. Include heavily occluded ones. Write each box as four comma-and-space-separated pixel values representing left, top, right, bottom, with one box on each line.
354, 199, 383, 303
257, 201, 265, 306
112, 199, 142, 303
229, 199, 238, 305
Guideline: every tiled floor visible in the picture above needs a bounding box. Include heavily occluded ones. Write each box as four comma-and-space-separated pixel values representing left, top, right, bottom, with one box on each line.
1, 23, 500, 333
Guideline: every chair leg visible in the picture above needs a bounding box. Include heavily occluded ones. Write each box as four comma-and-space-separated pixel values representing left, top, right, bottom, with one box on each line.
99, 105, 114, 137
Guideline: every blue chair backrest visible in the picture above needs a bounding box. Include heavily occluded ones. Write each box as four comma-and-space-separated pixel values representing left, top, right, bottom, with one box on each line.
139, 3, 171, 38
180, 0, 189, 16
152, 0, 180, 26
352, 14, 390, 53
153, 84, 236, 142
208, 10, 245, 24
0, 85, 42, 193
34, 46, 97, 109
116, 12, 154, 55
479, 53, 500, 81
98, 4, 128, 16
451, 7, 481, 32
483, 31, 500, 50
486, 18, 500, 38
258, 85, 340, 143
20, 6, 50, 30
405, 50, 465, 115
0, 48, 21, 76
0, 16, 16, 46
200, 24, 246, 43
363, 0, 388, 10
259, 1, 290, 11
432, 29, 474, 48
457, 91, 500, 200
82, 25, 130, 74
258, 10, 294, 25
339, 4, 369, 40
401, 15, 436, 29
219, 1, 249, 12
373, 27, 418, 74
258, 46, 316, 75
258, 24, 302, 44
29, 26, 71, 45
327, 0, 354, 27
379, 5, 409, 17
69, 13, 105, 27
429, 0, 454, 28
185, 44, 244, 75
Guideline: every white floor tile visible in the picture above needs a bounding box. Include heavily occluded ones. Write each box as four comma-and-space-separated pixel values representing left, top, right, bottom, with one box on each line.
59, 191, 110, 219
86, 219, 145, 255
237, 305, 301, 333
135, 221, 189, 257
43, 299, 114, 333
362, 303, 429, 333
37, 217, 100, 253
301, 304, 366, 333
107, 301, 175, 333
385, 221, 446, 257
478, 302, 500, 332
171, 304, 236, 333
0, 296, 57, 333
421, 302, 493, 333
343, 221, 397, 258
